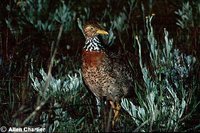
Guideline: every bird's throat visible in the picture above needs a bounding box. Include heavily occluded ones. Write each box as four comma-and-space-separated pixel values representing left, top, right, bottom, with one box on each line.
84, 36, 104, 52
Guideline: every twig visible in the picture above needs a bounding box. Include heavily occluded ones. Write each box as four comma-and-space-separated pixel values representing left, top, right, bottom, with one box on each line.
22, 24, 64, 125
133, 119, 149, 132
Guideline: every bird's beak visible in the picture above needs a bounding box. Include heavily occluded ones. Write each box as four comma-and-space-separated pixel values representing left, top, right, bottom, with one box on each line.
96, 29, 109, 35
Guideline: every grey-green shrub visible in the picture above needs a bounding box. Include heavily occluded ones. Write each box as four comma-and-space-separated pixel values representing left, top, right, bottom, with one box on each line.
121, 15, 196, 132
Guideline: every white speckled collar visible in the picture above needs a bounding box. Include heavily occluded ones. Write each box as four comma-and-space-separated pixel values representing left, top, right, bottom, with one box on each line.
84, 36, 104, 52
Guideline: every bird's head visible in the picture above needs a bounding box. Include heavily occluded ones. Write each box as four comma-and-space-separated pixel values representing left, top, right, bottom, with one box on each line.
83, 22, 108, 51
84, 24, 108, 38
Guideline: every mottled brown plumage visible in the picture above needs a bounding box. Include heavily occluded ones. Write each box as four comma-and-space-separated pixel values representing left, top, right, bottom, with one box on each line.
81, 22, 134, 127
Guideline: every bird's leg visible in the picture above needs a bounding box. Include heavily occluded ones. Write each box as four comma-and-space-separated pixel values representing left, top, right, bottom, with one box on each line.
109, 101, 121, 128
114, 102, 121, 122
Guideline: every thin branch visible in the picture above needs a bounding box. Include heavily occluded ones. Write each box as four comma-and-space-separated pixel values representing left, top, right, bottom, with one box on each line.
133, 119, 149, 132
22, 24, 64, 125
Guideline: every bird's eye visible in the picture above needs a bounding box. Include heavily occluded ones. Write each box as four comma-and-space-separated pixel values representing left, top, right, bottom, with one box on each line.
90, 27, 94, 30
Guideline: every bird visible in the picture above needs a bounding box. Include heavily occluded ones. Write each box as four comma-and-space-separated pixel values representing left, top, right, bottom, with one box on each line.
81, 21, 134, 128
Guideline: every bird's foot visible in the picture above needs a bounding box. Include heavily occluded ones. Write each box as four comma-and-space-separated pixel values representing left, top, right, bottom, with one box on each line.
109, 101, 121, 128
